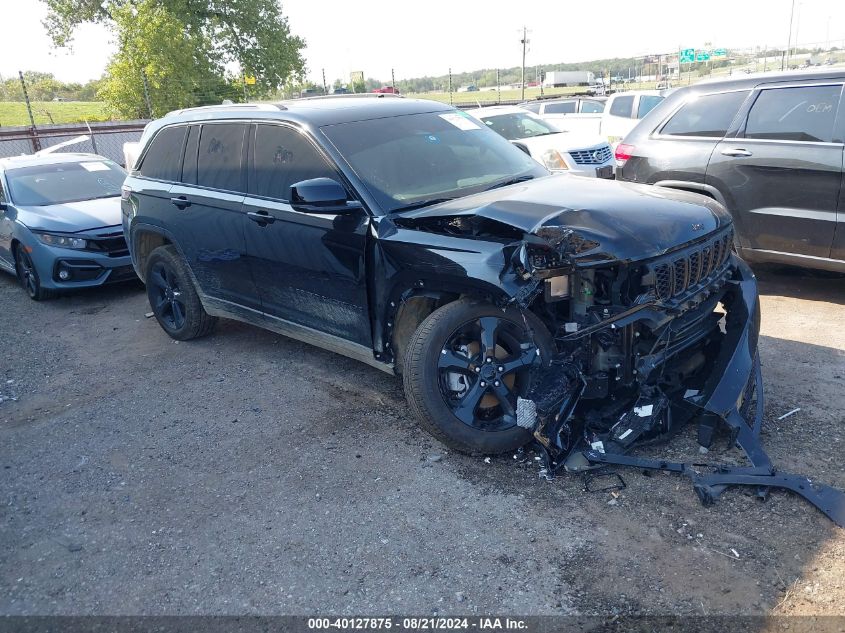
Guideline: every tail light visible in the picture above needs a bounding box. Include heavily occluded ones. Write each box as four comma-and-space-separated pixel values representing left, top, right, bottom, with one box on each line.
615, 143, 635, 165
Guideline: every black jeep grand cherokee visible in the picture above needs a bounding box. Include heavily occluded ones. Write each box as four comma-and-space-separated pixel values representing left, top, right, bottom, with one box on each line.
122, 95, 761, 457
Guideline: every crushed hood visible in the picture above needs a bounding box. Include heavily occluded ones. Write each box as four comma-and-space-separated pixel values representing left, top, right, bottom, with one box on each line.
17, 196, 123, 233
396, 175, 731, 263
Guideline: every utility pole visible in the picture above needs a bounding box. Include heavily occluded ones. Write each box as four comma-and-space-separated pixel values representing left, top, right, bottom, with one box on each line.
141, 70, 153, 118
448, 68, 452, 106
321, 68, 327, 94
18, 71, 36, 130
786, 0, 796, 69
520, 26, 528, 101
241, 70, 248, 101
18, 71, 40, 151
496, 69, 500, 103
391, 68, 395, 89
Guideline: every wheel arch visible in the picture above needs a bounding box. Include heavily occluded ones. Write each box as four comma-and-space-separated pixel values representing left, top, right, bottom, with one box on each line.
653, 180, 726, 206
384, 277, 516, 374
129, 223, 177, 283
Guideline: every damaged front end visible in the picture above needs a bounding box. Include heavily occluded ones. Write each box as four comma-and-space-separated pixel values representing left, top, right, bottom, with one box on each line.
388, 185, 844, 527
505, 224, 845, 527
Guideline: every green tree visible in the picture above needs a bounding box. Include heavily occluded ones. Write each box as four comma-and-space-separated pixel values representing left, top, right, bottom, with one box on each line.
96, 1, 239, 117
41, 0, 306, 103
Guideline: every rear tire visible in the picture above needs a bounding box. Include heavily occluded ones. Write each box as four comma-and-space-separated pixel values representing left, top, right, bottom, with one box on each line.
145, 245, 216, 341
403, 299, 554, 454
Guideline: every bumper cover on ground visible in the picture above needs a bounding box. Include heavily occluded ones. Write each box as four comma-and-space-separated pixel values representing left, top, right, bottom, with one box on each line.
541, 258, 845, 527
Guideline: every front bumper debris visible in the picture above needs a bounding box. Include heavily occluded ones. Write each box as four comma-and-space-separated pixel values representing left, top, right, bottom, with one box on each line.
529, 257, 845, 528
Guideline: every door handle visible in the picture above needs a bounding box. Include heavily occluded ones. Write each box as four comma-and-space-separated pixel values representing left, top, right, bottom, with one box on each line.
247, 210, 276, 225
170, 196, 191, 209
721, 148, 753, 157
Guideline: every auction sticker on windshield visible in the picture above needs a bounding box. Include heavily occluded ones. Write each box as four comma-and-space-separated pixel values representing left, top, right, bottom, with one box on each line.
81, 161, 111, 172
439, 112, 481, 130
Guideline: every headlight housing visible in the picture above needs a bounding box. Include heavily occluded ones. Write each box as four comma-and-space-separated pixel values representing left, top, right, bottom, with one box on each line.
541, 149, 569, 171
35, 233, 87, 249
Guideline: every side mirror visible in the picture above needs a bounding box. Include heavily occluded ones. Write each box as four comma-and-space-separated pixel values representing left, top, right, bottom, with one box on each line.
511, 141, 531, 156
290, 178, 360, 213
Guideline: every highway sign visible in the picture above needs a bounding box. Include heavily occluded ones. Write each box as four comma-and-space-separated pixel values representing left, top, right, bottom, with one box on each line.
680, 48, 695, 64
713, 48, 728, 57
696, 50, 711, 62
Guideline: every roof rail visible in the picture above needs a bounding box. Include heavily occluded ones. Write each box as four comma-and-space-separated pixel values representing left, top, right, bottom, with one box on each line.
164, 102, 287, 117
291, 93, 405, 102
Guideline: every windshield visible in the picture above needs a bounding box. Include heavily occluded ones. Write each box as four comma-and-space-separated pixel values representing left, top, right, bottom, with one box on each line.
321, 110, 546, 213
477, 112, 560, 141
6, 159, 126, 206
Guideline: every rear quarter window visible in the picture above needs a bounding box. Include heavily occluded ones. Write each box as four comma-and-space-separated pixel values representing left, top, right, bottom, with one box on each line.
660, 91, 750, 137
138, 126, 187, 181
744, 84, 842, 142
580, 100, 605, 113
637, 95, 664, 118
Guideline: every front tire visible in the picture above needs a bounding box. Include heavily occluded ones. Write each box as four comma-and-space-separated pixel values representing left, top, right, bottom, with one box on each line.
145, 245, 216, 341
15, 247, 54, 301
403, 299, 553, 454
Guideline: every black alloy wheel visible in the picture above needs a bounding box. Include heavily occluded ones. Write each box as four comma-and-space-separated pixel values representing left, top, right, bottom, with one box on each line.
437, 316, 538, 432
148, 260, 187, 332
403, 299, 554, 454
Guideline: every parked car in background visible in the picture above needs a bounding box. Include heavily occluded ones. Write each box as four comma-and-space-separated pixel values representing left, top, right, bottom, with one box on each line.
330, 87, 350, 94
0, 153, 135, 300
467, 106, 614, 178
519, 97, 607, 135
524, 92, 664, 145
121, 97, 756, 457
616, 69, 845, 273
372, 86, 400, 94
601, 90, 665, 145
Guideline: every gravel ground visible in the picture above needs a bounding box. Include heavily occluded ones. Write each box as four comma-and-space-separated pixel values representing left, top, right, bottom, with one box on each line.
0, 265, 842, 616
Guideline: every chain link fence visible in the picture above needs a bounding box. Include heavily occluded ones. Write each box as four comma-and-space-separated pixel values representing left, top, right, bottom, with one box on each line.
0, 120, 149, 166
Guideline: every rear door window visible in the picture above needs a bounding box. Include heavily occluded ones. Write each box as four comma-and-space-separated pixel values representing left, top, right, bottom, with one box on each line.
197, 123, 247, 192
250, 124, 337, 201
609, 95, 634, 117
660, 91, 750, 137
139, 126, 187, 182
544, 102, 576, 114
744, 84, 842, 142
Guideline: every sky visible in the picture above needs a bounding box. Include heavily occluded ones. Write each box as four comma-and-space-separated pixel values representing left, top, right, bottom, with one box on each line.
1, 0, 844, 85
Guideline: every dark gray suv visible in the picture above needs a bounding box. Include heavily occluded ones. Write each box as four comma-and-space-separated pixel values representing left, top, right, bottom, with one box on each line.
616, 70, 845, 273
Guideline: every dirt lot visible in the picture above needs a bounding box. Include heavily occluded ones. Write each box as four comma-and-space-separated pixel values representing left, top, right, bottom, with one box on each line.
0, 265, 842, 617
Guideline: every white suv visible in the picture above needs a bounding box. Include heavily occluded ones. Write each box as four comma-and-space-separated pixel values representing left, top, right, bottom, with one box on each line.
466, 106, 615, 178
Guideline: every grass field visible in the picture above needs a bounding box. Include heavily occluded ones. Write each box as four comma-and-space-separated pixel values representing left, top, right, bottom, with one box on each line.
0, 101, 110, 128
405, 82, 661, 105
